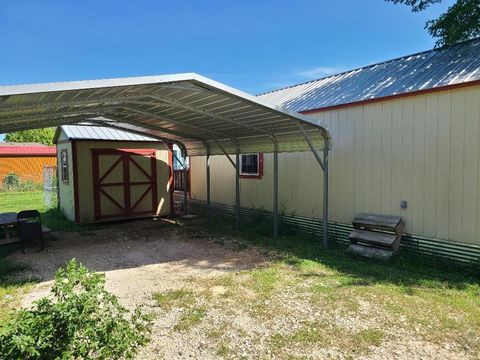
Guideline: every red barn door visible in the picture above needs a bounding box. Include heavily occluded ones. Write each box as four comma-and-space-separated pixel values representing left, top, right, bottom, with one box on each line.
92, 149, 158, 220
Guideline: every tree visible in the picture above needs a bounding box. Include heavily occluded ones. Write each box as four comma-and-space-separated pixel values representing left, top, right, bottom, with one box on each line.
386, 0, 480, 47
4, 127, 56, 146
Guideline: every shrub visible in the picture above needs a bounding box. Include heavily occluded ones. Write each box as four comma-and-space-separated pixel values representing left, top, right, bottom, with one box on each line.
0, 259, 152, 359
2, 172, 20, 191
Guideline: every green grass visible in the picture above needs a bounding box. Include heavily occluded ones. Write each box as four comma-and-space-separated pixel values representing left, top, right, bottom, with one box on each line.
172, 213, 480, 357
357, 329, 384, 347
0, 190, 48, 212
174, 306, 207, 331
153, 289, 196, 310
216, 342, 230, 357
0, 190, 99, 232
153, 289, 207, 332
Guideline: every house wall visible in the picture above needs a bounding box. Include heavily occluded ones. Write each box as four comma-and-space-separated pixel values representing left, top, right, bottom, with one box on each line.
56, 142, 75, 221
73, 141, 171, 223
190, 85, 480, 246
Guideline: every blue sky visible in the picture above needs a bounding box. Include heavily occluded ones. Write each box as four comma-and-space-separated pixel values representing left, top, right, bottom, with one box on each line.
0, 0, 454, 141
0, 0, 455, 94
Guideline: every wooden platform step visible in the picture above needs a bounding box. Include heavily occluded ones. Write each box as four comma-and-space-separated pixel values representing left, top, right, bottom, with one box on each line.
349, 229, 397, 247
353, 214, 403, 232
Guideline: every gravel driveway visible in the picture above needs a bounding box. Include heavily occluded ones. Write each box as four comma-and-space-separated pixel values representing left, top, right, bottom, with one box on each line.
7, 219, 476, 360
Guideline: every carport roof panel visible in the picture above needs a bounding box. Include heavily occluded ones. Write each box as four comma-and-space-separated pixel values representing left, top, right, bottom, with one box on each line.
0, 73, 330, 156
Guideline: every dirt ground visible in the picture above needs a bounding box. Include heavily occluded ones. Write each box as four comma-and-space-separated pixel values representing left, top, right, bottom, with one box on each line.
6, 219, 477, 360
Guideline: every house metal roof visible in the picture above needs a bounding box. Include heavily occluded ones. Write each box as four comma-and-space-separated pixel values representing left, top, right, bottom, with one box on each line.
257, 38, 480, 112
0, 144, 56, 156
0, 73, 330, 156
56, 124, 158, 142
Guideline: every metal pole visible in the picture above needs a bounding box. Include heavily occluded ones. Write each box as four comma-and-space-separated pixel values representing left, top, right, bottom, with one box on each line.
273, 143, 279, 238
235, 151, 240, 229
180, 147, 188, 216
322, 141, 329, 248
206, 151, 211, 225
297, 123, 325, 171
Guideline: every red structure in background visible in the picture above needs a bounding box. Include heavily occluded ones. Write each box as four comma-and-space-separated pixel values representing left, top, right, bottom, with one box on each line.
0, 143, 56, 184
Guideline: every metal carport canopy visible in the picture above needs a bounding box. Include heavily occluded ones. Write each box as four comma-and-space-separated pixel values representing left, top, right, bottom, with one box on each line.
0, 73, 331, 245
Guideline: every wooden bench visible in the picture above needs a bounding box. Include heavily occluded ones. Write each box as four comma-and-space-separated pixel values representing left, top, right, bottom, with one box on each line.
0, 225, 50, 246
348, 214, 405, 260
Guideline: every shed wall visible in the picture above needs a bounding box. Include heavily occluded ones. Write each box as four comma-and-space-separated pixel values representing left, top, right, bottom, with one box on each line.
74, 141, 171, 223
190, 85, 480, 246
56, 142, 75, 221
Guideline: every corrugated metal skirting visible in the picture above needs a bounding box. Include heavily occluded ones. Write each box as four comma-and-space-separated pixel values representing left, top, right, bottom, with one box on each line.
189, 199, 480, 267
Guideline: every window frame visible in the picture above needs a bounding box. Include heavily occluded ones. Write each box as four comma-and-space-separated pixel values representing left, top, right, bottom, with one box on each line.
60, 149, 69, 184
239, 153, 264, 179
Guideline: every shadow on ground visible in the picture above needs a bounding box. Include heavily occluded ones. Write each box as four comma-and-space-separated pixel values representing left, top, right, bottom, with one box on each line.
4, 218, 267, 283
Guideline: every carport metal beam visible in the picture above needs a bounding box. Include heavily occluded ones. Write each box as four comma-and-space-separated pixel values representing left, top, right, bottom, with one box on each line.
0, 74, 331, 246
206, 148, 211, 225
273, 140, 279, 238
235, 150, 240, 228
297, 122, 329, 247
214, 138, 241, 229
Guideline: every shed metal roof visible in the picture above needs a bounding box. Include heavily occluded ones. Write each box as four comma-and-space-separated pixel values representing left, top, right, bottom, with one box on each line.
56, 124, 158, 142
258, 38, 480, 112
0, 73, 330, 156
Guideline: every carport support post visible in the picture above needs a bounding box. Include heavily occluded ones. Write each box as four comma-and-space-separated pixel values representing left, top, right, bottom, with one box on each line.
182, 149, 188, 216
235, 151, 240, 229
206, 151, 211, 225
273, 142, 279, 238
322, 142, 329, 248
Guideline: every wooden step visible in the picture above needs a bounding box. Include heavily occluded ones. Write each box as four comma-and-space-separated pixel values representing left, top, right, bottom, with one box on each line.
353, 214, 403, 232
349, 229, 398, 247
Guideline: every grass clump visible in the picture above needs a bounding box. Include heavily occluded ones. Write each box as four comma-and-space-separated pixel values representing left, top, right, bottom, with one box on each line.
174, 306, 207, 331
0, 259, 152, 360
216, 342, 230, 356
357, 329, 384, 347
153, 289, 207, 332
153, 289, 196, 310
249, 267, 279, 295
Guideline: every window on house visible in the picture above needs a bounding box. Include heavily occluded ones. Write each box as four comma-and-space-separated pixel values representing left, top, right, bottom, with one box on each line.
61, 149, 69, 183
240, 153, 262, 177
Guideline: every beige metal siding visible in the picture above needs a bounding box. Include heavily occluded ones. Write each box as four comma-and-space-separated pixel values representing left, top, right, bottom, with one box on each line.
190, 85, 480, 246
74, 141, 171, 223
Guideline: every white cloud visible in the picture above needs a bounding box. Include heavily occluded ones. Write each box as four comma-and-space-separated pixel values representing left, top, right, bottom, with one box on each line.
297, 66, 346, 79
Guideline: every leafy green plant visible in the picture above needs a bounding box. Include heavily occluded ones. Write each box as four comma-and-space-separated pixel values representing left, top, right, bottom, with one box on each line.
0, 173, 43, 192
0, 259, 152, 359
2, 172, 20, 191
